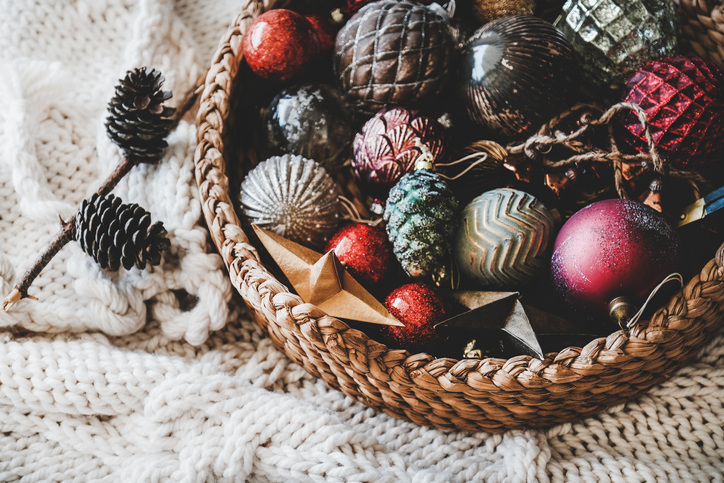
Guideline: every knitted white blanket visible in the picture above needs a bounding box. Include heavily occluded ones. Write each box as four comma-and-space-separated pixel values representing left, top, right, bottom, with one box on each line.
0, 1, 722, 481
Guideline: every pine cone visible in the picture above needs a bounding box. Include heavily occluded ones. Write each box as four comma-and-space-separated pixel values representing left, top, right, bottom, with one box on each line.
75, 193, 170, 271
384, 170, 458, 281
105, 67, 175, 163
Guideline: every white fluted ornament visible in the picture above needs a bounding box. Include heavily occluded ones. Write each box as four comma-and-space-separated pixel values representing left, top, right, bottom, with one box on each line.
240, 154, 341, 249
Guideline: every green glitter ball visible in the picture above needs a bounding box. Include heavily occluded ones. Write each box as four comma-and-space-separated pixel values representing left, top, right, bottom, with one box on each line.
384, 170, 459, 282
554, 0, 679, 88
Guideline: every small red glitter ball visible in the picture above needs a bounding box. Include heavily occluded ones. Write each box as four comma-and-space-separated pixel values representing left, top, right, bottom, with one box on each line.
304, 14, 337, 57
617, 55, 724, 170
382, 283, 447, 352
325, 223, 392, 286
242, 9, 320, 83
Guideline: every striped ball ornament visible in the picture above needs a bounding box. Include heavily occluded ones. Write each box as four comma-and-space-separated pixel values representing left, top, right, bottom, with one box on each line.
454, 188, 555, 288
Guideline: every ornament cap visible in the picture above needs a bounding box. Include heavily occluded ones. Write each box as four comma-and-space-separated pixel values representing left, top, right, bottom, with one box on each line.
608, 296, 638, 329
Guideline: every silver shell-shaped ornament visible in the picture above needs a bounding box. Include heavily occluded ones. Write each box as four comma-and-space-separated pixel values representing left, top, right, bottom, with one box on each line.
240, 154, 341, 249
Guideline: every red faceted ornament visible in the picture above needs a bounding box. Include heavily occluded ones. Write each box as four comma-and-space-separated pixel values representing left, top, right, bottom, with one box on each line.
352, 107, 446, 197
382, 283, 447, 352
617, 55, 724, 170
325, 223, 392, 286
550, 199, 681, 317
242, 9, 320, 83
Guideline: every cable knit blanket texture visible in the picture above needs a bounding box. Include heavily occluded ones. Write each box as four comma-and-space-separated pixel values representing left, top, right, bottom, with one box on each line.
0, 0, 722, 481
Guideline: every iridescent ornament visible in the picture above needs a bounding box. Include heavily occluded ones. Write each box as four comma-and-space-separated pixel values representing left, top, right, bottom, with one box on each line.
454, 188, 556, 288
458, 15, 578, 137
240, 155, 341, 249
382, 282, 447, 352
264, 84, 354, 171
334, 0, 455, 112
550, 199, 681, 317
242, 9, 320, 83
325, 223, 393, 286
352, 107, 446, 197
554, 0, 679, 88
616, 55, 724, 171
469, 0, 536, 25
384, 170, 459, 283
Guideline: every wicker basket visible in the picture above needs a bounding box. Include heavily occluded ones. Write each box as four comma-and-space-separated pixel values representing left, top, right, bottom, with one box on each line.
194, 0, 724, 432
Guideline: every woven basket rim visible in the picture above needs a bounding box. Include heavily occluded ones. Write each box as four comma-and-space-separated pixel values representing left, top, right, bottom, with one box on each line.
193, 0, 724, 432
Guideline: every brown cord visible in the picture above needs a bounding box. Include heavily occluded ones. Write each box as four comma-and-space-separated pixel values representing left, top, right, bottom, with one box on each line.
193, 2, 724, 433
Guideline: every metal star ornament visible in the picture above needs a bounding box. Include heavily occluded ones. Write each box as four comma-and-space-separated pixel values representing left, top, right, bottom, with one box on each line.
252, 225, 403, 326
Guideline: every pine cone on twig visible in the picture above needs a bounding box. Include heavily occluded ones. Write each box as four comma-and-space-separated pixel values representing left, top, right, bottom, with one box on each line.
105, 67, 176, 163
76, 193, 170, 271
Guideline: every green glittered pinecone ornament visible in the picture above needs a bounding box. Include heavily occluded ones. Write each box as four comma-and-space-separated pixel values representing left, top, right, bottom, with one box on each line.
76, 193, 170, 271
105, 67, 175, 163
384, 169, 459, 282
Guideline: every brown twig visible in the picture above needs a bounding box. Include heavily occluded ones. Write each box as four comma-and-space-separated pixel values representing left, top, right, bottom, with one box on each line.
2, 82, 201, 312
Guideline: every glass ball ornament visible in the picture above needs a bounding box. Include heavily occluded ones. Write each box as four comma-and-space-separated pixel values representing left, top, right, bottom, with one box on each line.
264, 84, 354, 171
458, 15, 579, 137
554, 0, 679, 88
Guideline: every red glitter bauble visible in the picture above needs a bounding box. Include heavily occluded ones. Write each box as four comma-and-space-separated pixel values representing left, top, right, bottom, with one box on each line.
617, 55, 724, 170
382, 283, 447, 352
550, 199, 681, 316
242, 10, 320, 83
304, 14, 337, 57
352, 107, 446, 197
325, 223, 392, 286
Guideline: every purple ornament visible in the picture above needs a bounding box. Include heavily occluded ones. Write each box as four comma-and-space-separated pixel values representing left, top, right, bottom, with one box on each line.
352, 107, 445, 198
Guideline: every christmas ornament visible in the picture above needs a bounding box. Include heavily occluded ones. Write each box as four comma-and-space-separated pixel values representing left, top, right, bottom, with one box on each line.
384, 170, 459, 283
77, 194, 170, 270
554, 0, 679, 88
454, 188, 555, 288
382, 282, 447, 351
459, 15, 578, 137
550, 199, 681, 318
334, 0, 455, 111
342, 0, 438, 16
616, 55, 724, 170
240, 155, 341, 249
468, 0, 536, 25
264, 84, 354, 170
253, 226, 402, 326
436, 291, 544, 359
352, 107, 446, 197
303, 14, 337, 57
325, 223, 392, 287
242, 9, 320, 83
105, 67, 175, 164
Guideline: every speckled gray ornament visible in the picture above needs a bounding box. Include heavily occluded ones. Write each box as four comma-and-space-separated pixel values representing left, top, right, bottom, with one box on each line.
240, 154, 341, 249
454, 188, 555, 288
384, 170, 459, 282
554, 0, 679, 88
264, 84, 354, 171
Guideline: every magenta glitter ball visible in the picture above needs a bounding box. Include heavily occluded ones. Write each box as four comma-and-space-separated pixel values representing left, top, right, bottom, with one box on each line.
242, 9, 320, 83
324, 223, 392, 286
352, 107, 445, 197
550, 199, 680, 315
383, 283, 447, 352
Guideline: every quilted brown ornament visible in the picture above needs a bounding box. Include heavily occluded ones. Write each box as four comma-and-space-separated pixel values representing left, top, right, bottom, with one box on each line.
333, 0, 455, 112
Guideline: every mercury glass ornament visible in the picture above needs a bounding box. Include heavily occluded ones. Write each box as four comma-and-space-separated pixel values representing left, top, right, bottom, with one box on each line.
264, 84, 354, 171
334, 0, 455, 112
454, 188, 555, 288
554, 0, 679, 88
240, 154, 341, 249
458, 15, 578, 137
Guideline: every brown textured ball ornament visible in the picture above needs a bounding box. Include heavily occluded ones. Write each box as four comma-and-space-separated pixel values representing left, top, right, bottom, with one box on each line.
334, 0, 455, 112
458, 15, 579, 137
470, 0, 536, 25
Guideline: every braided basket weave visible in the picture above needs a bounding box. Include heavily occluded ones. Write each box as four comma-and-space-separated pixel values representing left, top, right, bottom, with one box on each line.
194, 0, 724, 432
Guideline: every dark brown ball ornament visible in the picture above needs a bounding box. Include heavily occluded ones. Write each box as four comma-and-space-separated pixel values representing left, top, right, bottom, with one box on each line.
334, 0, 455, 112
459, 15, 579, 137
